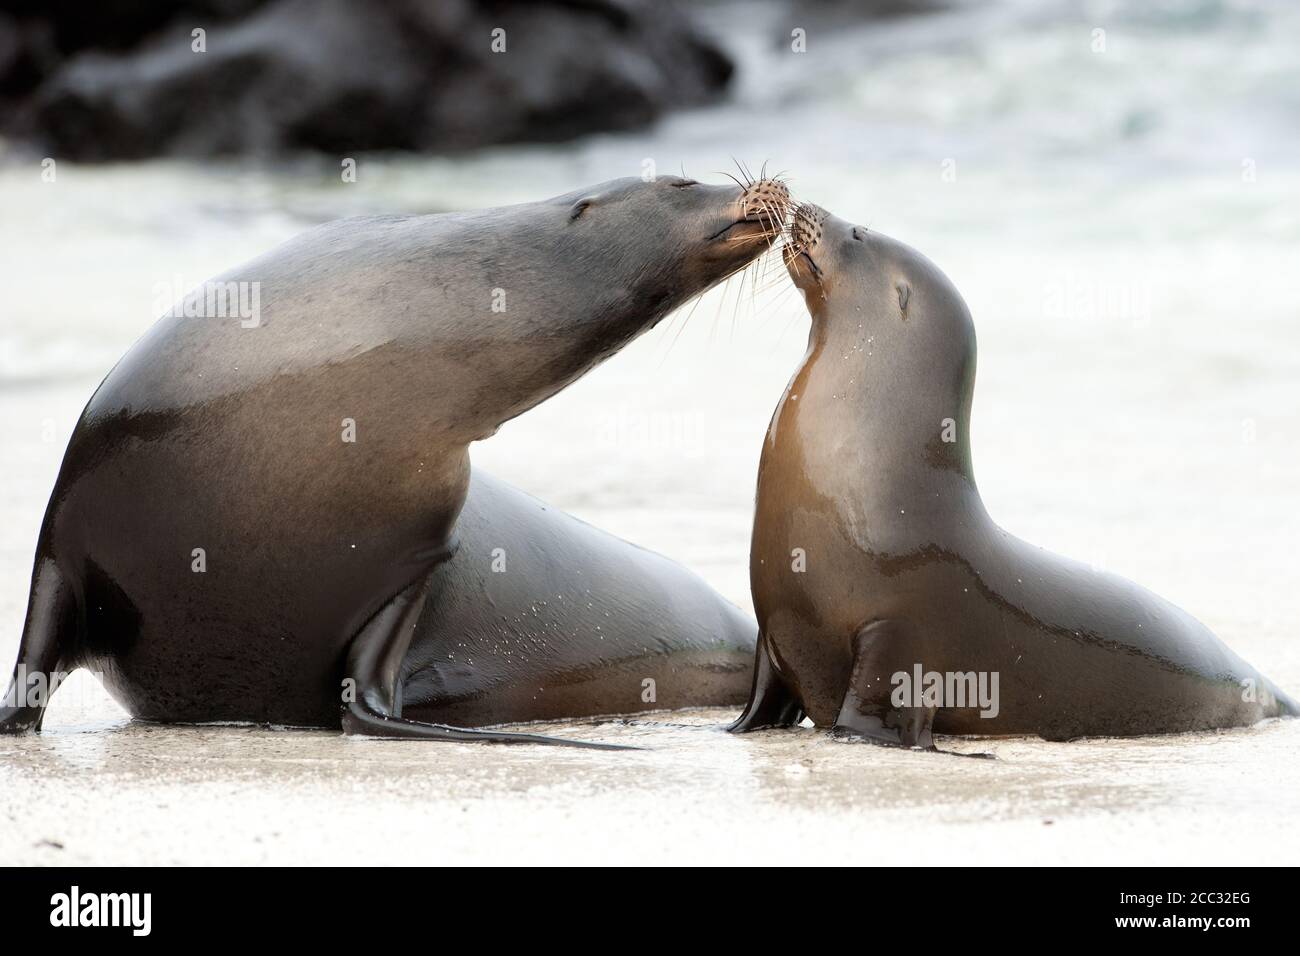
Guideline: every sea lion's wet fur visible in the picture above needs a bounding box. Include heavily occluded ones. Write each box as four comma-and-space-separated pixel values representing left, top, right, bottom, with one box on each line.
1, 176, 786, 744
733, 202, 1297, 746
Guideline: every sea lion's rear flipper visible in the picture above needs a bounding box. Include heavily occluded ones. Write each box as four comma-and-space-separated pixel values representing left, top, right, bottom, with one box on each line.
728, 631, 805, 732
1, 556, 77, 734
341, 578, 634, 750
831, 620, 937, 750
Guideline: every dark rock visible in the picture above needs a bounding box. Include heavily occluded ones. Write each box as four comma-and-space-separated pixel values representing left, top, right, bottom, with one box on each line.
1, 1, 268, 56
0, 1, 267, 95
8, 0, 733, 160
0, 13, 59, 98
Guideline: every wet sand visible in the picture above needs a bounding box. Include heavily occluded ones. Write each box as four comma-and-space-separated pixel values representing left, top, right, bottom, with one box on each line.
5, 701, 1298, 866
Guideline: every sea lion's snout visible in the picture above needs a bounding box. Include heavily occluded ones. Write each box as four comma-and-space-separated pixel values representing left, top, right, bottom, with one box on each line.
739, 178, 791, 229
785, 202, 829, 285
787, 202, 828, 253
702, 175, 791, 251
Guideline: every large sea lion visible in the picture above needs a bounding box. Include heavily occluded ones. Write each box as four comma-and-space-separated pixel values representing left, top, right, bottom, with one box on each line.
1, 174, 788, 746
731, 201, 1297, 747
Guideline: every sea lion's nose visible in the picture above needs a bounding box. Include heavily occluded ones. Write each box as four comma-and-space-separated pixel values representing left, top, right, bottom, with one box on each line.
788, 202, 828, 251
739, 178, 792, 229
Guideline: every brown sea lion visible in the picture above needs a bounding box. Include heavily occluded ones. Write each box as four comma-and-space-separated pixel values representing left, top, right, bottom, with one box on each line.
731, 202, 1297, 747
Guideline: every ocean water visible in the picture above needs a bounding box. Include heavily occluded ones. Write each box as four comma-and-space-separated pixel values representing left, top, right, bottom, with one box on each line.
1, 0, 1298, 864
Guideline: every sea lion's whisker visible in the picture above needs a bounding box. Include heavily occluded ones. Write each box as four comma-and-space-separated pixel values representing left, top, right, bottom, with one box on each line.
705, 271, 739, 346
760, 243, 786, 268
658, 287, 707, 365
785, 248, 806, 279
752, 285, 801, 329
744, 275, 802, 331
773, 286, 812, 343
716, 267, 740, 345
753, 266, 795, 296
730, 251, 755, 340
751, 268, 797, 299
662, 244, 766, 359
753, 259, 790, 288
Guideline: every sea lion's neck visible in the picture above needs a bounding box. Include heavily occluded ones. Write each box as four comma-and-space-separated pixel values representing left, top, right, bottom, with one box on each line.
417, 278, 679, 443
801, 300, 978, 488
475, 289, 679, 432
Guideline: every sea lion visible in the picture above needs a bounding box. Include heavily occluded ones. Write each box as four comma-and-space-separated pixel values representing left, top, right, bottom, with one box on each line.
1, 174, 789, 746
395, 470, 755, 726
730, 202, 1298, 747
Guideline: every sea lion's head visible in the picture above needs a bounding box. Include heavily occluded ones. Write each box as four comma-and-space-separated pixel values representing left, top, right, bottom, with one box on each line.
457, 173, 792, 434
783, 201, 972, 347
553, 174, 790, 319
780, 202, 977, 438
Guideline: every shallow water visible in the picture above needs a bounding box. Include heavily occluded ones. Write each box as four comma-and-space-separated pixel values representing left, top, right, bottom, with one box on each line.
2, 0, 1298, 863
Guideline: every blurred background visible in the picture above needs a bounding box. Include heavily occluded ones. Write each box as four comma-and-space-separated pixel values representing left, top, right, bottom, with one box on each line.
2, 0, 1298, 709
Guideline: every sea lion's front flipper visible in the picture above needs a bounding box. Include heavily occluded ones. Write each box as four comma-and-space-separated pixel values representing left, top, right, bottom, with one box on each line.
341, 578, 633, 750
831, 620, 937, 750
728, 631, 805, 732
0, 555, 77, 734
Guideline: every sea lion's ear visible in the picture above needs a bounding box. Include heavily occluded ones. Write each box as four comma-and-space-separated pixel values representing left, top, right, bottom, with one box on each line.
897, 282, 911, 314
569, 197, 595, 221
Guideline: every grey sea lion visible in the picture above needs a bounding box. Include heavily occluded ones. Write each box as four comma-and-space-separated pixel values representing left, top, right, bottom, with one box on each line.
731, 201, 1297, 747
397, 470, 755, 727
1, 174, 789, 746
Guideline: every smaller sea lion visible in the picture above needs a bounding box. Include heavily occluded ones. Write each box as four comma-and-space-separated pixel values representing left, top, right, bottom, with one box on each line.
731, 202, 1297, 747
